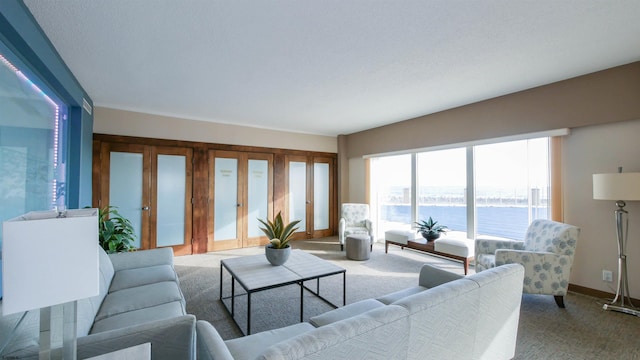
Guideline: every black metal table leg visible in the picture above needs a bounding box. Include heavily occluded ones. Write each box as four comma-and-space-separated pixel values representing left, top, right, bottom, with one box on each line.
343, 272, 346, 306
247, 292, 252, 335
300, 281, 304, 322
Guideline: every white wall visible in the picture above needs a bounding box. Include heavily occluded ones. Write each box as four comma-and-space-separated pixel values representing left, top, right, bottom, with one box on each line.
564, 118, 640, 298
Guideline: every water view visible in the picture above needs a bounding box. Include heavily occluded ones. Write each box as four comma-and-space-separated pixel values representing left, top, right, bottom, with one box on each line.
381, 204, 548, 240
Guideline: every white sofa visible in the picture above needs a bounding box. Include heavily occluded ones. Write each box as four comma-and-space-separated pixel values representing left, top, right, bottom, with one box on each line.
0, 248, 196, 359
197, 263, 525, 360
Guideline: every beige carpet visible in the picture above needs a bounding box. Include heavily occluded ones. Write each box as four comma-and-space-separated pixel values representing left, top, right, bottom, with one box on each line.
174, 237, 640, 359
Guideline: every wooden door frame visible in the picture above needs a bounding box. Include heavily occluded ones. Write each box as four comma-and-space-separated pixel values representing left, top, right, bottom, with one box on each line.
151, 146, 194, 255
243, 152, 274, 247
98, 142, 152, 250
208, 150, 243, 251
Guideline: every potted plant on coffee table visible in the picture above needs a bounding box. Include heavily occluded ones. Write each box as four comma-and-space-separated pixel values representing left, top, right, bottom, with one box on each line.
258, 211, 301, 266
415, 216, 448, 242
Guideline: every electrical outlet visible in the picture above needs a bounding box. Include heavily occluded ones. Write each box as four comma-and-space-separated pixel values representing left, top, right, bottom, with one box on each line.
602, 270, 613, 282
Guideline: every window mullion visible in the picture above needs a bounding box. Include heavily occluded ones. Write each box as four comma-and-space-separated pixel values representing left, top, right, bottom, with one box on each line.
466, 146, 476, 239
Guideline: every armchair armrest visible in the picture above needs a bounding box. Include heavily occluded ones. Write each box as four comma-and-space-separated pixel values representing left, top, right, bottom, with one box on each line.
339, 218, 346, 244
475, 237, 525, 256
365, 219, 373, 234
495, 250, 572, 294
78, 315, 196, 360
108, 247, 174, 271
418, 264, 464, 288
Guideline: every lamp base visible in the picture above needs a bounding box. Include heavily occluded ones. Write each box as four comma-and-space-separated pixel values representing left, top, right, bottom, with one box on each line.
603, 303, 640, 317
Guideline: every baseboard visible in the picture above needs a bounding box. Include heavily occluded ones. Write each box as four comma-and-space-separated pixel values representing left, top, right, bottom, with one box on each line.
568, 283, 640, 305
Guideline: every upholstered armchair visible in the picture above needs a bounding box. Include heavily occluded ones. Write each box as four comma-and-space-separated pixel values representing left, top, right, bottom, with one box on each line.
475, 219, 580, 308
339, 203, 374, 251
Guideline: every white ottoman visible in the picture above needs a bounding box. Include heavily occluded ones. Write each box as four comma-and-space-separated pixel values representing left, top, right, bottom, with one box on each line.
346, 235, 371, 260
384, 229, 421, 245
434, 232, 475, 259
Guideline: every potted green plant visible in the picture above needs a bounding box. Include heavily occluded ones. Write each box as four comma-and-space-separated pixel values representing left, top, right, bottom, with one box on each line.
98, 206, 137, 253
258, 211, 301, 265
415, 216, 448, 241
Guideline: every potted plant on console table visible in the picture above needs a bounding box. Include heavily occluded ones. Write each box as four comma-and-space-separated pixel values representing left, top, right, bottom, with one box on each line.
415, 216, 448, 242
258, 211, 301, 266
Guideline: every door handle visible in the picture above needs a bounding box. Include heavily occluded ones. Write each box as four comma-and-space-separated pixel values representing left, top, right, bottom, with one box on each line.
237, 203, 243, 207
142, 206, 150, 211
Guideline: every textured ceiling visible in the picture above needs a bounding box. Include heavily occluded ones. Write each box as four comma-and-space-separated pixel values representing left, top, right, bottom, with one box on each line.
23, 0, 640, 136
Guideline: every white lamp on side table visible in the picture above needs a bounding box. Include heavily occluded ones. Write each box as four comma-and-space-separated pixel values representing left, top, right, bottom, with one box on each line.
593, 168, 640, 317
2, 208, 99, 359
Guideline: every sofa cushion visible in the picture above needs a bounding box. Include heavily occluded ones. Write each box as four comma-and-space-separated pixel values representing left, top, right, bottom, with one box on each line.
376, 285, 427, 305
91, 300, 186, 334
309, 298, 385, 327
76, 248, 117, 336
225, 322, 315, 360
259, 305, 410, 360
95, 281, 184, 321
109, 265, 177, 292
393, 278, 480, 360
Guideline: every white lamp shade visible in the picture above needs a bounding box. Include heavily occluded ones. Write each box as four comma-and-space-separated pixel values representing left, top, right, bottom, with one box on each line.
2, 208, 99, 315
593, 172, 640, 201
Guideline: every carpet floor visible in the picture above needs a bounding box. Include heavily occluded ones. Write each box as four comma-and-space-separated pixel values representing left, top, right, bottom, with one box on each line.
174, 237, 640, 359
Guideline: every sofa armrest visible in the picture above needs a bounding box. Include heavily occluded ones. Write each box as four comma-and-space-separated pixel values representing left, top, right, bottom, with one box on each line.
196, 320, 234, 360
475, 237, 525, 256
418, 264, 464, 288
108, 247, 174, 271
78, 315, 195, 360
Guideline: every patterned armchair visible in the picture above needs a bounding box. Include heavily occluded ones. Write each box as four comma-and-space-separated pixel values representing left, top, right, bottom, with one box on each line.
338, 203, 374, 251
475, 219, 580, 308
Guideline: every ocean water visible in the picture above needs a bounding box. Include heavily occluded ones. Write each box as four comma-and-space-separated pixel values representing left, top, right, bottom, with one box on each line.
381, 204, 548, 239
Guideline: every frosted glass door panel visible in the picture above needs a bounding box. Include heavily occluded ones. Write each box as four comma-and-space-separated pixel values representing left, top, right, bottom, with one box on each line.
156, 155, 186, 247
214, 158, 238, 241
289, 161, 306, 232
110, 152, 143, 248
314, 163, 329, 230
247, 159, 269, 238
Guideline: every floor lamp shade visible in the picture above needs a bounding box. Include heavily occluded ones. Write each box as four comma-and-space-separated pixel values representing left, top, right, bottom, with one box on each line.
2, 208, 99, 316
593, 172, 640, 200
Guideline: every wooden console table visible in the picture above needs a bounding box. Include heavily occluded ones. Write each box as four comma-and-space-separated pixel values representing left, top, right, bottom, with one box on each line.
385, 238, 473, 275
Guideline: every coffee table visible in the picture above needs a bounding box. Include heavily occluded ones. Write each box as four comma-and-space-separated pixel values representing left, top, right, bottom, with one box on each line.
220, 250, 346, 335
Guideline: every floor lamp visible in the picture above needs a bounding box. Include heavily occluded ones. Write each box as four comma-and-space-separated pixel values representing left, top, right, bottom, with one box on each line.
593, 169, 640, 317
2, 208, 99, 359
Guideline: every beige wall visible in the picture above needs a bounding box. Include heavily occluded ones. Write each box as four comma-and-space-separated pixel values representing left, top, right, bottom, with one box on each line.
345, 61, 640, 158
564, 119, 640, 298
93, 107, 337, 153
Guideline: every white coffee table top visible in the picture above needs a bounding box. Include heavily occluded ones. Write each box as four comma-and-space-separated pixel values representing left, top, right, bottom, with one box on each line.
221, 250, 345, 291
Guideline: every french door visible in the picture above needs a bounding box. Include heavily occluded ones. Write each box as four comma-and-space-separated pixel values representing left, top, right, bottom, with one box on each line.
208, 150, 273, 251
285, 155, 335, 239
98, 143, 193, 255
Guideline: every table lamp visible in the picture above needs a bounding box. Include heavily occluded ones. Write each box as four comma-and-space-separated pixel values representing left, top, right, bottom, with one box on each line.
593, 168, 640, 317
2, 208, 99, 359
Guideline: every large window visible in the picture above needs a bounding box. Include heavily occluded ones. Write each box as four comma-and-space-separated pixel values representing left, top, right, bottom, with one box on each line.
371, 137, 551, 240
418, 148, 467, 234
371, 154, 412, 234
475, 138, 549, 239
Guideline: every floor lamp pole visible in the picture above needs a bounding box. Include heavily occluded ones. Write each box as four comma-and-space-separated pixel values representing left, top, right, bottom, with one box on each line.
602, 201, 640, 317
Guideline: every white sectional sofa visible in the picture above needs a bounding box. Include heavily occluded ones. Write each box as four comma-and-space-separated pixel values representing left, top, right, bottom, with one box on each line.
0, 248, 196, 360
197, 263, 525, 360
